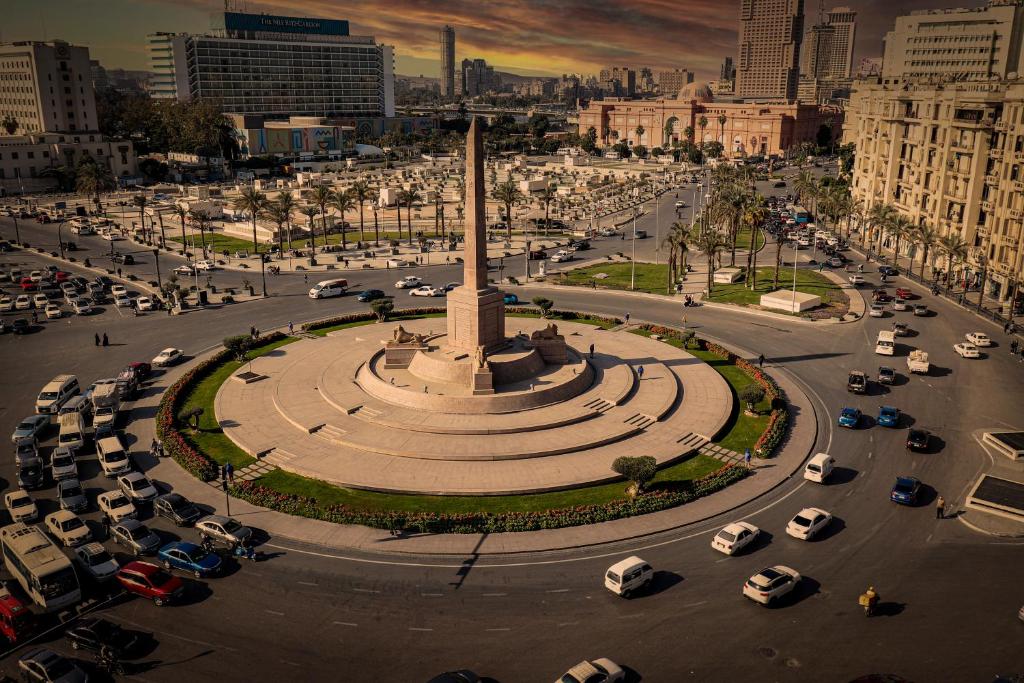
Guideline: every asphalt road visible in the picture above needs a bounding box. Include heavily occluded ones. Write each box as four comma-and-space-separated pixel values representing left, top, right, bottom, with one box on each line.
2, 194, 1024, 681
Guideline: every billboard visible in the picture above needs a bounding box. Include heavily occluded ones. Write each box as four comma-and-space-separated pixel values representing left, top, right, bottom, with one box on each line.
224, 12, 348, 37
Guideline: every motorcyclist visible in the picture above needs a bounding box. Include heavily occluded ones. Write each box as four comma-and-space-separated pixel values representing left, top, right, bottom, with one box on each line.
859, 586, 879, 615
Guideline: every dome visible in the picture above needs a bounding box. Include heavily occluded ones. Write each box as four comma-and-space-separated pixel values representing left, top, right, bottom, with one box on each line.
676, 82, 715, 103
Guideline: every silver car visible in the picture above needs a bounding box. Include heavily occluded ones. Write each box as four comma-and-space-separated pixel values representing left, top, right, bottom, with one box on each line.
57, 479, 88, 513
110, 519, 161, 557
196, 514, 253, 547
50, 447, 78, 481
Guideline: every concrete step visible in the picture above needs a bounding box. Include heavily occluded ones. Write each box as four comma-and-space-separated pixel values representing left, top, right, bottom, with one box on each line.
623, 413, 656, 430
313, 424, 348, 443
583, 397, 615, 413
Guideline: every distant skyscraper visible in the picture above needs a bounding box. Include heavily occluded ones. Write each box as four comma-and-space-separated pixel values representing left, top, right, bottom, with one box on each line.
657, 69, 694, 97
720, 56, 735, 83
826, 7, 856, 79
737, 0, 805, 100
439, 25, 455, 100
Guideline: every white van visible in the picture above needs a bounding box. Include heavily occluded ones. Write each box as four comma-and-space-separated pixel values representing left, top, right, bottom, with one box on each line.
308, 278, 349, 299
604, 556, 653, 597
57, 412, 86, 451
35, 374, 80, 414
58, 395, 92, 421
804, 452, 835, 484
96, 434, 132, 477
875, 330, 896, 356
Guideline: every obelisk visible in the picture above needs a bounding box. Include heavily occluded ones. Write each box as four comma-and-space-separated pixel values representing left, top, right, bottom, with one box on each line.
446, 117, 506, 353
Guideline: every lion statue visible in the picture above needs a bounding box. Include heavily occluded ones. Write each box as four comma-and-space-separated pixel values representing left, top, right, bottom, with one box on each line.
392, 325, 425, 345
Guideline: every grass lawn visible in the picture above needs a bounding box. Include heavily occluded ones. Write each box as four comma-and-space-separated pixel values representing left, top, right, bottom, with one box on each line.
631, 329, 770, 454
561, 262, 671, 295
306, 311, 446, 337
705, 266, 848, 317
507, 311, 619, 329
733, 226, 766, 252
258, 453, 724, 513
179, 336, 297, 469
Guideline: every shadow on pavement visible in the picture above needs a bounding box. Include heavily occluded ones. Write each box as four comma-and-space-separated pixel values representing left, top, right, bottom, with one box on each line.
828, 467, 859, 486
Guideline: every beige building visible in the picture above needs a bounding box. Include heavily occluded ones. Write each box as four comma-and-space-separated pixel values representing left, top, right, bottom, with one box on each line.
657, 69, 695, 97
577, 82, 841, 158
845, 79, 1024, 309
881, 1, 1024, 85
802, 7, 856, 80
0, 132, 138, 195
0, 40, 98, 134
737, 0, 805, 99
439, 25, 455, 100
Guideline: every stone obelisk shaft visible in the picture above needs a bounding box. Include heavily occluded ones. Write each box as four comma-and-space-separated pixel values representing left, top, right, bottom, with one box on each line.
464, 118, 488, 290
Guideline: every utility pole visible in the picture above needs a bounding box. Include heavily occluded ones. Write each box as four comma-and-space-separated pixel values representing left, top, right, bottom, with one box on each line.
630, 209, 637, 291
153, 248, 162, 293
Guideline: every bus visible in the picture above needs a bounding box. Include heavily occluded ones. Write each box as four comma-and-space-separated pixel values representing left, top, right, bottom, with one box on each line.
790, 206, 810, 224
0, 524, 81, 612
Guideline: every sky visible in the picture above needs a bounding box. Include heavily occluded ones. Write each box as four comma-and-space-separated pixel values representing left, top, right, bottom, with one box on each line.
3, 0, 986, 80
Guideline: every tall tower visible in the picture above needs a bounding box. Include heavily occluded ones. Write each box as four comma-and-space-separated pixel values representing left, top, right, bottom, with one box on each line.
736, 0, 805, 100
825, 7, 856, 79
439, 25, 455, 100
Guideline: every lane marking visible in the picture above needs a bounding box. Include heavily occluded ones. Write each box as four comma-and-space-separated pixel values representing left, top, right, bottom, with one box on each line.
558, 622, 579, 627
683, 601, 708, 608
408, 627, 434, 632
421, 592, 444, 597
351, 588, 380, 594
115, 615, 240, 652
545, 588, 570, 593
334, 621, 359, 627
620, 613, 645, 619
297, 581, 317, 586
265, 609, 285, 616
482, 592, 508, 597
485, 627, 511, 632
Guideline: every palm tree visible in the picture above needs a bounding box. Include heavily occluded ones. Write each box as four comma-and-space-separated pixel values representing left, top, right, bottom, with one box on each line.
683, 125, 695, 143
772, 225, 786, 290
329, 189, 356, 250
133, 194, 148, 243
261, 202, 289, 257
662, 232, 680, 292
867, 203, 895, 252
792, 170, 815, 208
275, 191, 297, 251
912, 221, 938, 281
399, 188, 422, 245
74, 159, 115, 210
188, 209, 212, 260
492, 180, 524, 240
717, 114, 727, 147
742, 194, 768, 290
300, 206, 319, 247
350, 180, 372, 244
937, 233, 968, 292
366, 189, 381, 246
310, 185, 334, 250
539, 184, 557, 236
695, 224, 726, 294
635, 124, 645, 147
172, 205, 189, 261
698, 115, 709, 158
231, 186, 269, 297
887, 213, 914, 268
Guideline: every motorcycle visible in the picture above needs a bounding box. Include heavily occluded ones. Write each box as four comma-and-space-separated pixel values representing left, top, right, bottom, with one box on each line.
858, 591, 879, 617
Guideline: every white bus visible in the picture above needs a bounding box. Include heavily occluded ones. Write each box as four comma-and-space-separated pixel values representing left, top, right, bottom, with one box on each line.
0, 524, 81, 612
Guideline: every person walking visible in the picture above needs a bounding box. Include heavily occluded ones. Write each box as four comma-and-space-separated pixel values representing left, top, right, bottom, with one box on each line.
758, 354, 765, 368
225, 462, 234, 484
250, 326, 256, 339
288, 320, 294, 335
303, 273, 308, 283
589, 343, 595, 359
94, 333, 100, 347
744, 448, 752, 468
101, 333, 108, 347
1011, 340, 1020, 355
101, 515, 111, 539
936, 495, 945, 520
624, 312, 630, 324
636, 365, 644, 379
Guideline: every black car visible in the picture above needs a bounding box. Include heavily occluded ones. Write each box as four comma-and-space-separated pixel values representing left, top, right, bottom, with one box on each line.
17, 457, 45, 489
355, 289, 386, 302
11, 318, 30, 334
426, 672, 480, 683
111, 253, 135, 265
94, 275, 115, 290
153, 493, 201, 526
907, 428, 931, 451
65, 617, 140, 658
879, 265, 899, 276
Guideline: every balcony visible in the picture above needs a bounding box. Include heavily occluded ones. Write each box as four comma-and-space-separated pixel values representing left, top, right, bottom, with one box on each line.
1004, 236, 1020, 248
980, 200, 995, 212
1015, 152, 1024, 163
1015, 180, 1024, 193
994, 120, 1010, 131
1010, 209, 1024, 221
985, 173, 1000, 185
989, 148, 1004, 160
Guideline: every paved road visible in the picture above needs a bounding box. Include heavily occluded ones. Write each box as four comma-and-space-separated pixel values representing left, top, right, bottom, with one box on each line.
2, 202, 1024, 681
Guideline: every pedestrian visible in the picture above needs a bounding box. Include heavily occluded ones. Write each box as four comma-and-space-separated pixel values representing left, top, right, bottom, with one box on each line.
624, 312, 630, 324
1011, 340, 1019, 355
288, 320, 294, 335
1004, 322, 1011, 334
101, 333, 108, 347
94, 333, 100, 347
254, 327, 259, 338
758, 354, 765, 368
225, 462, 234, 484
304, 273, 308, 283
936, 495, 945, 519
221, 464, 228, 481
744, 448, 752, 468
250, 326, 256, 339
101, 515, 111, 538
589, 343, 595, 359
637, 365, 644, 379
31, 310, 38, 324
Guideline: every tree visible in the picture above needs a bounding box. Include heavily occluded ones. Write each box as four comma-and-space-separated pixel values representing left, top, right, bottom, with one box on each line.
717, 113, 727, 147
329, 189, 356, 250
138, 157, 168, 182
742, 194, 768, 290
232, 186, 269, 297
938, 233, 967, 291
310, 185, 334, 250
532, 296, 554, 317
133, 194, 149, 243
350, 180, 373, 244
887, 213, 914, 267
492, 180, 524, 239
223, 335, 253, 362
74, 156, 116, 208
635, 124, 645, 147
538, 184, 557, 236
401, 188, 423, 245
611, 455, 657, 496
867, 203, 895, 251
1, 114, 17, 135
370, 299, 394, 322
739, 384, 765, 414
633, 145, 648, 159
300, 206, 319, 247
275, 191, 297, 251
261, 202, 290, 257
172, 205, 189, 260
703, 141, 724, 159
695, 224, 727, 293
683, 125, 695, 143
188, 209, 212, 259
772, 224, 786, 290
368, 189, 381, 246
698, 116, 709, 153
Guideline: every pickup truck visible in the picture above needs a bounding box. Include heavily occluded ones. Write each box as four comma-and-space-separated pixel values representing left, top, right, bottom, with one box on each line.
847, 370, 867, 394
907, 349, 930, 374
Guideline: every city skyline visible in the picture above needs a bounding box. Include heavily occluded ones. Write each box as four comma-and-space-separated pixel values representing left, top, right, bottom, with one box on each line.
2, 0, 984, 80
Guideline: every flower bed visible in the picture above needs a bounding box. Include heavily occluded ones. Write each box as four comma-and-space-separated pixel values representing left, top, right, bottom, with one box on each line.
641, 325, 789, 458
301, 307, 621, 333
229, 464, 748, 534
155, 331, 287, 481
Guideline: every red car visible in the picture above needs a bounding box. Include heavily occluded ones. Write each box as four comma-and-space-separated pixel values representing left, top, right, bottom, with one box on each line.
19, 278, 37, 292
53, 271, 70, 283
0, 586, 32, 643
126, 362, 152, 380
116, 561, 185, 606
895, 287, 914, 300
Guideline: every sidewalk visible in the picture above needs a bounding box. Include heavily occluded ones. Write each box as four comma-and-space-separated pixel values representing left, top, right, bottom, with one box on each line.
128, 340, 819, 556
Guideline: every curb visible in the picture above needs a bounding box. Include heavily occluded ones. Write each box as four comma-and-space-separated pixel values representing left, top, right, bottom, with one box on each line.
956, 512, 1024, 538
14, 245, 161, 297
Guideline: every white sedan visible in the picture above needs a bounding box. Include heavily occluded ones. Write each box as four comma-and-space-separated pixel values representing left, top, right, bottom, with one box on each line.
110, 284, 127, 298
97, 490, 137, 523
152, 347, 184, 366
409, 285, 443, 297
556, 658, 625, 683
0, 296, 13, 312
953, 342, 981, 359
114, 294, 132, 308
711, 522, 760, 555
965, 332, 992, 347
45, 510, 91, 547
32, 293, 49, 309
785, 507, 832, 541
195, 259, 218, 271
14, 295, 31, 310
136, 296, 154, 311
550, 251, 574, 263
743, 565, 802, 605
174, 264, 196, 276
868, 304, 884, 318
118, 472, 159, 503
394, 276, 422, 289
44, 303, 62, 319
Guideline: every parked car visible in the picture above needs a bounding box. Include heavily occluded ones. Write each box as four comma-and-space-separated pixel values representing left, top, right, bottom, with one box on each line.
57, 479, 88, 513
110, 519, 162, 557
890, 476, 922, 505
64, 617, 138, 657
906, 428, 931, 451
877, 405, 901, 428
153, 493, 201, 526
135, 296, 154, 311
44, 303, 62, 319
12, 318, 31, 334
12, 414, 49, 443
711, 522, 760, 555
118, 472, 159, 503
4, 490, 38, 523
115, 561, 185, 606
49, 448, 78, 482
158, 541, 222, 578
743, 565, 801, 605
556, 658, 625, 683
785, 507, 832, 540
195, 514, 253, 547
98, 490, 137, 523
114, 294, 132, 308
838, 407, 861, 428
16, 457, 45, 489
45, 510, 91, 546
17, 648, 88, 683
72, 299, 93, 315
72, 543, 120, 582
110, 284, 127, 298
152, 348, 183, 367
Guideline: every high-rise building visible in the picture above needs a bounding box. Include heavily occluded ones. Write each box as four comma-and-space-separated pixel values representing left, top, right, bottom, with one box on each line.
147, 11, 394, 118
825, 7, 856, 79
881, 1, 1024, 84
0, 40, 98, 134
736, 0, 805, 100
459, 58, 499, 97
146, 32, 189, 100
439, 25, 455, 100
720, 57, 736, 83
855, 57, 882, 78
599, 66, 637, 97
657, 69, 695, 97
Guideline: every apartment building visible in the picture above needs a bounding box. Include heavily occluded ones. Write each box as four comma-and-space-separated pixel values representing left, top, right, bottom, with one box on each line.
0, 40, 98, 134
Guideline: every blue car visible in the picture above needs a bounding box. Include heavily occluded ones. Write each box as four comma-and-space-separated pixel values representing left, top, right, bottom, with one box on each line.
890, 476, 921, 505
157, 541, 222, 578
355, 289, 386, 302
838, 407, 861, 428
877, 406, 900, 428
503, 293, 519, 305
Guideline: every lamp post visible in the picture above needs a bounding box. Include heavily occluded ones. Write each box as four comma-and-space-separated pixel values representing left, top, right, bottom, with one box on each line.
791, 239, 799, 312
11, 214, 20, 246
153, 248, 163, 293
630, 209, 638, 291
56, 218, 68, 261
975, 251, 988, 313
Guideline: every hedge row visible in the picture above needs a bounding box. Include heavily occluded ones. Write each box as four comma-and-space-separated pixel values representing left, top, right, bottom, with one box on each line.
641, 325, 790, 458
155, 331, 287, 481
229, 464, 749, 534
300, 306, 622, 333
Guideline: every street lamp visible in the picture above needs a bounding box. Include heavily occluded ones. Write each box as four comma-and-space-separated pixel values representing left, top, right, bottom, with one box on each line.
791, 238, 799, 312
56, 218, 69, 261
630, 208, 638, 291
